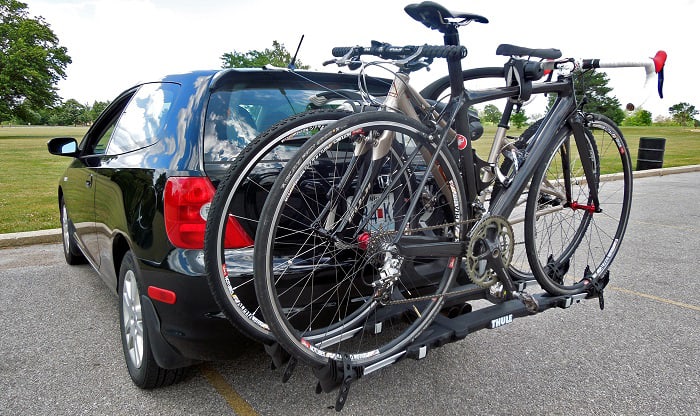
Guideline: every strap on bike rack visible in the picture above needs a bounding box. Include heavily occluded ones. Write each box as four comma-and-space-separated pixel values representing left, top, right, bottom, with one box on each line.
505, 59, 533, 102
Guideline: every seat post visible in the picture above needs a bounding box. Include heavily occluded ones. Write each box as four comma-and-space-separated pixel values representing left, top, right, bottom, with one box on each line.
443, 26, 465, 100
442, 25, 479, 205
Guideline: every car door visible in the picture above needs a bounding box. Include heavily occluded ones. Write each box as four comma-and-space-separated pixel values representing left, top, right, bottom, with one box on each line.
64, 90, 135, 268
90, 83, 180, 282
69, 118, 120, 265
60, 154, 99, 266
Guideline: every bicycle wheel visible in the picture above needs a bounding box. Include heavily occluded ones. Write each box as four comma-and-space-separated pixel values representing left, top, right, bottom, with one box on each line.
204, 109, 354, 343
254, 111, 467, 368
525, 113, 632, 296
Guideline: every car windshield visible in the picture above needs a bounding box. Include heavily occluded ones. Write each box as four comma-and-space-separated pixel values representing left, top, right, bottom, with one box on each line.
202, 73, 389, 167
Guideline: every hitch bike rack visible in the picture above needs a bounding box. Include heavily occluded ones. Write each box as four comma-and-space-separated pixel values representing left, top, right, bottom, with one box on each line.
265, 273, 608, 411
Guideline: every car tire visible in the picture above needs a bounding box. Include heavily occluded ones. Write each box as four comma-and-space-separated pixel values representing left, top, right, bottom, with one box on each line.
59, 197, 86, 265
118, 251, 188, 388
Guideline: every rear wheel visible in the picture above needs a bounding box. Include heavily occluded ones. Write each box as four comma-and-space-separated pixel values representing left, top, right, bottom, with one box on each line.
254, 111, 468, 368
525, 114, 632, 295
119, 251, 188, 388
204, 109, 354, 343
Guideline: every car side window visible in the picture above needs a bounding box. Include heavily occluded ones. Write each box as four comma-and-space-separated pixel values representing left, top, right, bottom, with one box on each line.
93, 122, 117, 155
104, 83, 180, 155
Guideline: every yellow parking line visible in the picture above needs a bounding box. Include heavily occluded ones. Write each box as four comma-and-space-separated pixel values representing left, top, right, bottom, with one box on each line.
201, 364, 260, 416
609, 286, 700, 312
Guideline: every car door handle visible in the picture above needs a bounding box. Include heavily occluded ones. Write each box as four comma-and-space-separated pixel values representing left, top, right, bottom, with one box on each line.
85, 174, 93, 188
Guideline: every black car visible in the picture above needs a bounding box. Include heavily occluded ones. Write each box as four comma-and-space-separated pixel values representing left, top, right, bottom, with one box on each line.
47, 68, 390, 388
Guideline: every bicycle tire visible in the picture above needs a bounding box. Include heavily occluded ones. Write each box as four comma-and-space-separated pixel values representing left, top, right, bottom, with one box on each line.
254, 110, 468, 367
525, 113, 632, 296
204, 109, 355, 343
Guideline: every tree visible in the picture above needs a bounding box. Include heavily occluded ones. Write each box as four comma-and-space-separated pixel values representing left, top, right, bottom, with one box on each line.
547, 70, 625, 124
481, 104, 501, 124
0, 0, 71, 123
623, 108, 652, 126
511, 110, 528, 129
668, 102, 698, 126
89, 100, 110, 122
221, 40, 309, 69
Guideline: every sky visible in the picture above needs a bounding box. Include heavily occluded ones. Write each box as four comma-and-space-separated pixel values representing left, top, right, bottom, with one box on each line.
27, 0, 699, 119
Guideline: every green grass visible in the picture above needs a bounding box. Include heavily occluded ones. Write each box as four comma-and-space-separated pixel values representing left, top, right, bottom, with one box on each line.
0, 124, 698, 234
0, 126, 88, 233
618, 126, 700, 168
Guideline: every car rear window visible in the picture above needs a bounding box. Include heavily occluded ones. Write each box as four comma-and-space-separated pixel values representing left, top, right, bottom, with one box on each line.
202, 72, 389, 165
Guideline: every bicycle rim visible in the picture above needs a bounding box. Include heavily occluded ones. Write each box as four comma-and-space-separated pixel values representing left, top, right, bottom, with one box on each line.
255, 112, 467, 367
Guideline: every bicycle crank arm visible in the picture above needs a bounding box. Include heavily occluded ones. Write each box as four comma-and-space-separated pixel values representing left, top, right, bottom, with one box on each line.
482, 236, 518, 296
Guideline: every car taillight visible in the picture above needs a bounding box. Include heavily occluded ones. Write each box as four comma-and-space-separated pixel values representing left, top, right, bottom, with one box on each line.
164, 177, 254, 249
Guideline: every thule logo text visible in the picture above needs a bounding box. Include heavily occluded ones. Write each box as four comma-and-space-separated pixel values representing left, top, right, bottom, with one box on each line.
490, 314, 513, 329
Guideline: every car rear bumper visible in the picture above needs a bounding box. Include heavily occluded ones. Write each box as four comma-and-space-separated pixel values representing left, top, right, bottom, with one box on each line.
138, 250, 256, 365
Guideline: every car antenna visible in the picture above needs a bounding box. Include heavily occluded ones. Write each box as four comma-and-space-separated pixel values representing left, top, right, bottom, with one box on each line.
288, 34, 304, 70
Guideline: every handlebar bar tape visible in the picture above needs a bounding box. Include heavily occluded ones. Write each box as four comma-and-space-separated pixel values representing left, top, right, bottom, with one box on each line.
332, 44, 467, 60
582, 50, 667, 98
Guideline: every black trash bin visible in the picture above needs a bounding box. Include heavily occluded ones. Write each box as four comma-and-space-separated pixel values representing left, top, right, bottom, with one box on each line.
636, 137, 666, 170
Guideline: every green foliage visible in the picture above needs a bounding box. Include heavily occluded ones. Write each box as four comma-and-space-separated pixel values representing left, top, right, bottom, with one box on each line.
576, 71, 625, 124
547, 70, 625, 124
221, 40, 309, 69
0, 0, 71, 123
481, 104, 501, 124
4, 98, 111, 126
90, 100, 109, 121
668, 102, 698, 126
511, 110, 528, 129
622, 108, 652, 126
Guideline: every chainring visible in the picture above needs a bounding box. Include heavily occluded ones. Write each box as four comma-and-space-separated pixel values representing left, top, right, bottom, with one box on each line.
466, 216, 514, 288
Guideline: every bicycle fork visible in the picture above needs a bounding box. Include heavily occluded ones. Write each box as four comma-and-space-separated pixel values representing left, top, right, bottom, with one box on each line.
567, 113, 601, 212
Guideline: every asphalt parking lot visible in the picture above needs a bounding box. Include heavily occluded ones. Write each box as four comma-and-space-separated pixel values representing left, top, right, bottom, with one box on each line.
1, 171, 698, 415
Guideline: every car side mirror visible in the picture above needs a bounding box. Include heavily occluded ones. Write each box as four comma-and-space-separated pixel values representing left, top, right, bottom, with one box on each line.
47, 137, 79, 157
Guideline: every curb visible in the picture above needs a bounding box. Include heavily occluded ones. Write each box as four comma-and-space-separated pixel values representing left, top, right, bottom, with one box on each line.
0, 228, 62, 249
2, 165, 699, 250
631, 164, 700, 178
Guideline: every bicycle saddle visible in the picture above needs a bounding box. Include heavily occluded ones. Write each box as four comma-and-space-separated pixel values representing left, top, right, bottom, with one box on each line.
405, 1, 488, 33
496, 44, 562, 60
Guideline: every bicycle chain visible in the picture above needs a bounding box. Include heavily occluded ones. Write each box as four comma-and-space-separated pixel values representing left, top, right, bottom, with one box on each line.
367, 217, 492, 306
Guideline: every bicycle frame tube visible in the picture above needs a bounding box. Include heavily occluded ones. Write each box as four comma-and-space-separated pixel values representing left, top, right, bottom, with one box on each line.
363, 62, 581, 228
488, 91, 578, 217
